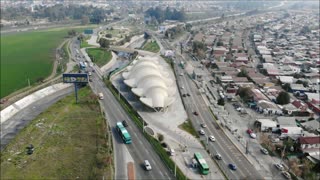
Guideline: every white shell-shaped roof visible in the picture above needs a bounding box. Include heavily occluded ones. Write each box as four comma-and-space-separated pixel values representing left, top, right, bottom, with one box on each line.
122, 56, 176, 109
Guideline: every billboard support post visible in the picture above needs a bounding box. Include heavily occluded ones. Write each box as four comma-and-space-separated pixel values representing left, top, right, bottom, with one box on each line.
74, 83, 78, 103
63, 73, 88, 103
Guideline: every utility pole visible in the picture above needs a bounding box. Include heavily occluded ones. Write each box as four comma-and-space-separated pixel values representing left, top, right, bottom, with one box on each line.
246, 140, 249, 154
118, 84, 120, 100
280, 145, 286, 164
174, 155, 177, 177
142, 119, 145, 133
27, 78, 30, 87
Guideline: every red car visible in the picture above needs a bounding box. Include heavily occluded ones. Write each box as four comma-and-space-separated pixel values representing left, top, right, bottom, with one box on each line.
247, 129, 253, 134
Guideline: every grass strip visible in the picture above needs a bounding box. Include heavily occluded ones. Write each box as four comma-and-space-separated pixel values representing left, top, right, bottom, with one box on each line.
141, 40, 160, 53
86, 48, 112, 67
178, 120, 199, 138
0, 87, 113, 179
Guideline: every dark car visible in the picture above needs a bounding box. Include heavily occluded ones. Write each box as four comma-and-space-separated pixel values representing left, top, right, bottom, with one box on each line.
122, 120, 128, 127
187, 93, 190, 97
193, 111, 199, 116
228, 163, 237, 170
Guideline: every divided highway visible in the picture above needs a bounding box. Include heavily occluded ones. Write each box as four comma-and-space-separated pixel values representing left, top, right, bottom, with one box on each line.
88, 69, 174, 180
159, 38, 263, 179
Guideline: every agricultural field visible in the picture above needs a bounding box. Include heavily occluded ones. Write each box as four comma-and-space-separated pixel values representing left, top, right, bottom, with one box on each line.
0, 27, 85, 98
0, 87, 113, 179
86, 48, 112, 67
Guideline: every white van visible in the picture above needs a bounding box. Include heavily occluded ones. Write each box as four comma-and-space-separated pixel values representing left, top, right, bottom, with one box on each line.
144, 160, 152, 171
169, 148, 175, 156
98, 93, 104, 100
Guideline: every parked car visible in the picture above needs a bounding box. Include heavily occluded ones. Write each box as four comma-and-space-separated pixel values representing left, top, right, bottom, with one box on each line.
260, 148, 269, 155
201, 123, 207, 128
122, 120, 128, 127
282, 171, 291, 179
193, 111, 199, 116
274, 163, 284, 171
271, 138, 280, 143
144, 160, 152, 171
186, 93, 190, 97
228, 163, 237, 170
209, 135, 216, 142
168, 148, 175, 156
199, 129, 205, 135
215, 154, 222, 160
247, 129, 256, 139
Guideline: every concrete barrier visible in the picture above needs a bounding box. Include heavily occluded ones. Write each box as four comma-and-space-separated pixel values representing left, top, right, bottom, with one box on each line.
1, 83, 72, 124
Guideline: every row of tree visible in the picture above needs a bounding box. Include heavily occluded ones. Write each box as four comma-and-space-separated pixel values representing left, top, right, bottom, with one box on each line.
145, 7, 186, 24
2, 5, 113, 24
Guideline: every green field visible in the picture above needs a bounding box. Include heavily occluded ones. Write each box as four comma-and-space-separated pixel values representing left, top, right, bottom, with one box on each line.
0, 28, 85, 98
142, 40, 160, 53
0, 87, 113, 179
86, 48, 112, 67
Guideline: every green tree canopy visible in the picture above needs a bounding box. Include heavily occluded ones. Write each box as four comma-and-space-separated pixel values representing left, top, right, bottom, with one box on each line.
276, 91, 290, 105
99, 38, 110, 48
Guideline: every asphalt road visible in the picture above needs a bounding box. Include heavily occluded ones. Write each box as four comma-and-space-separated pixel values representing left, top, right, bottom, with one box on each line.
0, 86, 74, 150
159, 38, 263, 179
88, 68, 174, 180
72, 26, 174, 179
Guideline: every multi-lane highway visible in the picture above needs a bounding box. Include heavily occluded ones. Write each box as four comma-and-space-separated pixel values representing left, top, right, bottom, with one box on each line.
71, 27, 174, 179
87, 65, 174, 180
159, 37, 263, 179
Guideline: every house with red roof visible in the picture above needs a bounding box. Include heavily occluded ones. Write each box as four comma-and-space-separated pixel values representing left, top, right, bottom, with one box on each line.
298, 136, 320, 153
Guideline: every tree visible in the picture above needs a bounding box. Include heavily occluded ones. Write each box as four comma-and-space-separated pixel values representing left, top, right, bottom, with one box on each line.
302, 158, 316, 179
99, 38, 110, 48
282, 83, 291, 92
276, 91, 290, 105
105, 34, 112, 38
158, 133, 164, 142
67, 29, 77, 37
192, 41, 205, 53
185, 23, 192, 32
237, 69, 248, 77
288, 159, 302, 177
237, 87, 252, 102
217, 98, 225, 106
144, 32, 151, 39
90, 9, 105, 24
217, 41, 224, 46
81, 15, 89, 25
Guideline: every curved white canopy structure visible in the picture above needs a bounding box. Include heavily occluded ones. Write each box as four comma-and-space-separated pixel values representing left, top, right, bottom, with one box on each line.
122, 56, 176, 111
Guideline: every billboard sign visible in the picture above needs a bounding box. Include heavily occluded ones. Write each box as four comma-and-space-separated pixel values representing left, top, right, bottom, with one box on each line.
63, 73, 88, 83
84, 29, 93, 34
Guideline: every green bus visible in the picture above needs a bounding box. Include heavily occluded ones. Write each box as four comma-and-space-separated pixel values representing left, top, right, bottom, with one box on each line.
194, 152, 209, 175
116, 122, 132, 144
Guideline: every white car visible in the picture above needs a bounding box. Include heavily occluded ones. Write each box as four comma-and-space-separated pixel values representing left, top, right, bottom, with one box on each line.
209, 135, 216, 142
260, 148, 269, 155
282, 171, 291, 179
201, 123, 207, 128
144, 160, 152, 171
250, 133, 257, 139
214, 154, 222, 160
199, 129, 205, 135
274, 163, 284, 171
